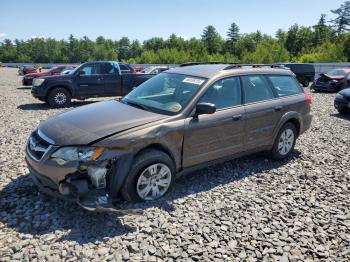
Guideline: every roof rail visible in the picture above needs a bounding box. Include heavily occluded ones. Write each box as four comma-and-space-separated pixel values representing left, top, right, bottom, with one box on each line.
223, 64, 289, 70
179, 62, 236, 67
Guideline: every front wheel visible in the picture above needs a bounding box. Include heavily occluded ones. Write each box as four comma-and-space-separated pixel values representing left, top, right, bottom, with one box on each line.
269, 123, 297, 160
47, 88, 71, 108
121, 150, 175, 202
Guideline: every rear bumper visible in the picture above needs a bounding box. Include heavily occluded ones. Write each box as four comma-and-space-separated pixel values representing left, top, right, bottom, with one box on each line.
301, 113, 312, 135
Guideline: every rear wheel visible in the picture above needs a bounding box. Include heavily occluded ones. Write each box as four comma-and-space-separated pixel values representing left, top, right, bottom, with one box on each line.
269, 123, 297, 160
303, 79, 310, 87
121, 150, 175, 202
47, 88, 71, 108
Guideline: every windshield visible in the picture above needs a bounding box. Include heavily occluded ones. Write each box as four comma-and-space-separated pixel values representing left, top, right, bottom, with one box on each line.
122, 73, 206, 115
327, 69, 346, 77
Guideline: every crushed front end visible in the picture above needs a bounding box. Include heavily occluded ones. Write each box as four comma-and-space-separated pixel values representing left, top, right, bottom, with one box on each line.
25, 129, 140, 214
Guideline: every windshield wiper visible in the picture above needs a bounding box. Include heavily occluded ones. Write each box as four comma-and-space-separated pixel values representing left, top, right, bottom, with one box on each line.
122, 99, 149, 111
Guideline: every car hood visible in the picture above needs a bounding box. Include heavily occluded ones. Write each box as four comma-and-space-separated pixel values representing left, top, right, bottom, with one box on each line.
319, 73, 345, 81
25, 72, 50, 78
338, 88, 350, 98
38, 100, 168, 146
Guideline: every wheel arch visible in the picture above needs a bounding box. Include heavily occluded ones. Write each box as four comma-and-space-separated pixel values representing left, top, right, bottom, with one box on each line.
273, 112, 302, 141
134, 143, 178, 170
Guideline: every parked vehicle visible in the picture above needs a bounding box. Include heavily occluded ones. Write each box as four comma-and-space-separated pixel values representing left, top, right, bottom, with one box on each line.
133, 66, 144, 73
19, 66, 38, 76
334, 88, 350, 114
31, 61, 154, 107
23, 65, 76, 86
275, 63, 315, 87
140, 66, 169, 74
25, 63, 312, 211
311, 68, 350, 92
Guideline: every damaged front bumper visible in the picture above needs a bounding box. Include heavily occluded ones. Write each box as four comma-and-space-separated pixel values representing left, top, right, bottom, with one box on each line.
25, 140, 142, 214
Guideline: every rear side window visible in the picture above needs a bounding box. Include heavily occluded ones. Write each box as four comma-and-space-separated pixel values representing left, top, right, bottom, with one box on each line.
268, 75, 303, 97
199, 77, 241, 109
101, 63, 116, 74
241, 75, 275, 104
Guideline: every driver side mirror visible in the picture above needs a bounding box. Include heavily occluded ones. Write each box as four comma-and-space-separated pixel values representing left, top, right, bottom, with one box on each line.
77, 70, 85, 76
194, 102, 216, 117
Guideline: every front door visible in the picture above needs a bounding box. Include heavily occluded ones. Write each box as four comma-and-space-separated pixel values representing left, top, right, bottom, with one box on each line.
183, 76, 246, 167
75, 63, 104, 97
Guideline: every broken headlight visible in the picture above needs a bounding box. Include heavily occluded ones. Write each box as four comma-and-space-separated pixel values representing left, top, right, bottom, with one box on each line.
51, 146, 105, 162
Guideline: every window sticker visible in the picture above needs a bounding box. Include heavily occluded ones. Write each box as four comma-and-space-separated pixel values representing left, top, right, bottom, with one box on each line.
183, 77, 205, 85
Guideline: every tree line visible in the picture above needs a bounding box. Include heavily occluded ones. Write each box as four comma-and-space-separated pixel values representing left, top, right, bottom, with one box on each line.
1, 1, 350, 64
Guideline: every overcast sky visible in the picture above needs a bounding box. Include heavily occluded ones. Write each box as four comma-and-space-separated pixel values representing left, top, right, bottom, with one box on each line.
0, 0, 345, 42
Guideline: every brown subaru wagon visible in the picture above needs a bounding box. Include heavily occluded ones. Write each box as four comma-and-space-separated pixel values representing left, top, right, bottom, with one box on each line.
25, 63, 312, 211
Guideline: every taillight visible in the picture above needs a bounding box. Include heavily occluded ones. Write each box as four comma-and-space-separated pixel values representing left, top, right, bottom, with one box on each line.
305, 94, 311, 106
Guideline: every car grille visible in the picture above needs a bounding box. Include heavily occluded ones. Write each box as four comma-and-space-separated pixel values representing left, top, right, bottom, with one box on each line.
27, 130, 53, 161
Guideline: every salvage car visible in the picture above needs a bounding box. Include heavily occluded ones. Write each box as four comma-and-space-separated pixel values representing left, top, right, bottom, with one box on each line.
23, 65, 76, 86
18, 65, 38, 76
31, 61, 153, 107
311, 68, 350, 92
334, 88, 350, 114
25, 63, 312, 211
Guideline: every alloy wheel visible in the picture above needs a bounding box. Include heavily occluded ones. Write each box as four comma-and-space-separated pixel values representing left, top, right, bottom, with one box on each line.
136, 163, 172, 200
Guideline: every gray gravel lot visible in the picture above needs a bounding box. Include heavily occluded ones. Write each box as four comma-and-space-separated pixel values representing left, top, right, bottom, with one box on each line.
0, 67, 349, 261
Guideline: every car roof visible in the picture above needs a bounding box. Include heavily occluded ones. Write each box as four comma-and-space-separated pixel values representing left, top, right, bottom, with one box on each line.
167, 64, 294, 79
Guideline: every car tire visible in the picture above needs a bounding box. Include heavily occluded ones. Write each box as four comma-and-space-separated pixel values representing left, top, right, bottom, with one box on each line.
47, 88, 71, 108
303, 80, 310, 87
121, 149, 175, 202
269, 122, 297, 160
337, 107, 347, 114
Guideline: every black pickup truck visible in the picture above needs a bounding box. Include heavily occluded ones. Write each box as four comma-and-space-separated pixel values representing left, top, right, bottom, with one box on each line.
31, 61, 155, 107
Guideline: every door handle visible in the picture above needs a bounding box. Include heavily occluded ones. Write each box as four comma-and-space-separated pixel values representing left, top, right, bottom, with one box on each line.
274, 106, 283, 112
232, 114, 242, 121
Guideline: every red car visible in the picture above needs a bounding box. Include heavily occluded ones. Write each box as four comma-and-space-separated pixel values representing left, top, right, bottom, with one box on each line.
18, 66, 38, 76
311, 68, 350, 92
22, 65, 76, 86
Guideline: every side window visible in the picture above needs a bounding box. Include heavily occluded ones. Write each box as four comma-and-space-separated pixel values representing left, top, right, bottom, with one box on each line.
347, 73, 350, 80
241, 75, 275, 104
119, 63, 131, 72
199, 77, 241, 109
80, 65, 94, 75
268, 75, 303, 97
101, 63, 116, 74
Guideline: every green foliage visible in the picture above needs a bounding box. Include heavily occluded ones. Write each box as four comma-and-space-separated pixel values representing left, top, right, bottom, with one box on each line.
0, 2, 350, 64
331, 1, 350, 34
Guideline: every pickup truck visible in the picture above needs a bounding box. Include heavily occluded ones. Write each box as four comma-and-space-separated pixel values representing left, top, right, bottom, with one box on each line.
31, 61, 155, 107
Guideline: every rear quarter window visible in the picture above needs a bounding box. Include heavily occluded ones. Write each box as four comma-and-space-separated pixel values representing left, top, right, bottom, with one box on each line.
268, 75, 303, 97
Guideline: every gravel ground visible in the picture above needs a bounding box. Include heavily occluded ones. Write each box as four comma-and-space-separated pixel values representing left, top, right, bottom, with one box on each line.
0, 67, 349, 261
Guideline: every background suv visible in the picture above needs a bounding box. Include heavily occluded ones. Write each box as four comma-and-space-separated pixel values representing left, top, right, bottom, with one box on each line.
25, 63, 312, 211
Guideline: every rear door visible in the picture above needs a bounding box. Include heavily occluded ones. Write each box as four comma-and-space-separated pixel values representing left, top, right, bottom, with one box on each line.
101, 62, 122, 96
183, 76, 246, 167
242, 75, 284, 149
75, 63, 104, 97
